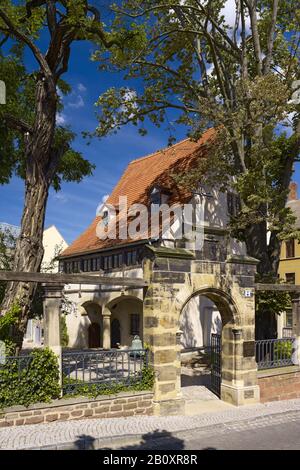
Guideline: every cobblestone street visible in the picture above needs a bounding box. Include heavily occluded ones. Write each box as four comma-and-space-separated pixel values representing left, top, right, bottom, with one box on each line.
1, 398, 300, 450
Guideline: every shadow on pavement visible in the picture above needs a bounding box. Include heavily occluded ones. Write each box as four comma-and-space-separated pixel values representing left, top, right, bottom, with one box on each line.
73, 430, 218, 450
74, 435, 96, 450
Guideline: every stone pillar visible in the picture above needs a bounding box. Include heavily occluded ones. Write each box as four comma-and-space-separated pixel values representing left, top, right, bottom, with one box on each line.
102, 308, 111, 350
221, 325, 260, 406
232, 328, 244, 387
43, 284, 64, 392
143, 259, 185, 416
292, 295, 300, 365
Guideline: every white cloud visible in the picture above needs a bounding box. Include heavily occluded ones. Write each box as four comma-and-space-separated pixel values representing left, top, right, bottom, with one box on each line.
221, 0, 238, 28
56, 113, 67, 125
78, 83, 87, 93
53, 192, 69, 203
68, 95, 85, 109
221, 0, 254, 33
206, 63, 214, 76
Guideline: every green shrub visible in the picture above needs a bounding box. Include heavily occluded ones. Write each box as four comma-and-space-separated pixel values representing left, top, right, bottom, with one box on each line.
274, 340, 293, 360
60, 314, 69, 348
0, 303, 21, 354
0, 303, 20, 341
0, 348, 60, 408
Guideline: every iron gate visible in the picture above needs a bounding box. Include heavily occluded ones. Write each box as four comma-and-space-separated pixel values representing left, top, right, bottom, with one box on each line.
211, 333, 222, 397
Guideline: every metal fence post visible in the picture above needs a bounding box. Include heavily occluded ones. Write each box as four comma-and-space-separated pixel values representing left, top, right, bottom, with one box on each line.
292, 295, 300, 366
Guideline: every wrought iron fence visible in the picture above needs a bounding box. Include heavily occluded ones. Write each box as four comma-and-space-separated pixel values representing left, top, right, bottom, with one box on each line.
210, 333, 222, 398
0, 354, 33, 379
62, 349, 149, 395
282, 327, 293, 338
255, 338, 295, 370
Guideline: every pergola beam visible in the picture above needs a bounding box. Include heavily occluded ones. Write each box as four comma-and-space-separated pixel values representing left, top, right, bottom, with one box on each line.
255, 283, 300, 293
0, 271, 147, 288
1, 273, 299, 292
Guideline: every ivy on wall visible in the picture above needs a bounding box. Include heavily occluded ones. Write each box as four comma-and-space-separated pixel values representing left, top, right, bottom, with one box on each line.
60, 314, 69, 348
63, 364, 155, 399
0, 348, 60, 408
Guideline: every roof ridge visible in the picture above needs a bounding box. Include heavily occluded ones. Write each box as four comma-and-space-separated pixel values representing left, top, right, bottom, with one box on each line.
129, 137, 191, 165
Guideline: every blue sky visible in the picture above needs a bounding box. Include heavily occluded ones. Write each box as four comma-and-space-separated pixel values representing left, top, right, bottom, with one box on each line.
0, 6, 299, 245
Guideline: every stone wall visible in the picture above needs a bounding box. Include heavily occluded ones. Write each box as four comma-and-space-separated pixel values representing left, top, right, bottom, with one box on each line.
258, 367, 300, 403
0, 391, 153, 428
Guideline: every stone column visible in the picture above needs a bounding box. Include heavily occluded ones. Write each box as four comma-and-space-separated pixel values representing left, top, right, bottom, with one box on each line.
102, 308, 111, 350
221, 325, 260, 406
143, 258, 185, 416
232, 328, 244, 387
43, 284, 64, 392
292, 295, 300, 365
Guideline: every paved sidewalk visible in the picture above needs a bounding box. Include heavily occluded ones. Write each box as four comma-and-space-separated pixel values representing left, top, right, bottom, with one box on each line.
1, 398, 300, 449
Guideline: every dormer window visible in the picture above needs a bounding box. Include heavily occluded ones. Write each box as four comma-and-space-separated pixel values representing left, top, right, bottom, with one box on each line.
102, 210, 109, 227
150, 186, 170, 206
150, 186, 161, 205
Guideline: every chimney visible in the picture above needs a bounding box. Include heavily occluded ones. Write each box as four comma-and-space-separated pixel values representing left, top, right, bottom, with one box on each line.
288, 182, 298, 201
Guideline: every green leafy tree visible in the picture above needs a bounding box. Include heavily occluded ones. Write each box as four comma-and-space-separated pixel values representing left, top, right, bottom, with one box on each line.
0, 1, 138, 351
255, 273, 292, 338
95, 0, 300, 273
94, 1, 300, 337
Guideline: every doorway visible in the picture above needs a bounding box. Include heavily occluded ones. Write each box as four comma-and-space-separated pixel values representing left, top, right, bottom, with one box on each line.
88, 322, 101, 348
180, 294, 222, 400
111, 319, 121, 348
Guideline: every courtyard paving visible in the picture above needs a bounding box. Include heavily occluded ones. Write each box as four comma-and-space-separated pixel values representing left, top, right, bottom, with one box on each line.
1, 397, 300, 449
181, 368, 234, 414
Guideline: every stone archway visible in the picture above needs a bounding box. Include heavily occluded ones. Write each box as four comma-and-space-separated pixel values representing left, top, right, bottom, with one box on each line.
179, 287, 241, 403
179, 292, 222, 399
142, 256, 260, 415
72, 300, 102, 349
104, 295, 143, 348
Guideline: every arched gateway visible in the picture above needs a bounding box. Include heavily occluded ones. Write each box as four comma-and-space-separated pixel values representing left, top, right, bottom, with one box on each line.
142, 252, 260, 416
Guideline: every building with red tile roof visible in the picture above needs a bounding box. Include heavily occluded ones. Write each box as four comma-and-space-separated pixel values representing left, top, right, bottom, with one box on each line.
60, 130, 248, 376
60, 128, 215, 259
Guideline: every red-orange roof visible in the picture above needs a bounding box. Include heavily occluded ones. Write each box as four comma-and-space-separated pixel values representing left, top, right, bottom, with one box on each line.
61, 129, 215, 257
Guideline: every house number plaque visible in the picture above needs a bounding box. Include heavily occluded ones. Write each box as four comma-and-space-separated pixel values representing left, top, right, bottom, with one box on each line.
243, 341, 255, 357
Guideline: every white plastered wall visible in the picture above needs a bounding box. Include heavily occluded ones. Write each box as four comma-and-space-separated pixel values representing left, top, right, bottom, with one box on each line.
180, 296, 222, 349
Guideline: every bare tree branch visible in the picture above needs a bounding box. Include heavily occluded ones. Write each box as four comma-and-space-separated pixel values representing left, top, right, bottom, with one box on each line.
0, 8, 53, 81
4, 114, 33, 134
246, 0, 263, 75
0, 33, 9, 47
263, 0, 279, 74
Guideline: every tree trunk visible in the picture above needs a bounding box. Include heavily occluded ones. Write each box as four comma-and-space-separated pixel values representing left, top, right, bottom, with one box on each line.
244, 218, 272, 275
1, 175, 50, 350
0, 77, 57, 353
244, 217, 276, 340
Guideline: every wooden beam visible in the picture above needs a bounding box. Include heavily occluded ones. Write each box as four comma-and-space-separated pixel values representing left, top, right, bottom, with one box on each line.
255, 283, 300, 293
0, 271, 147, 288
